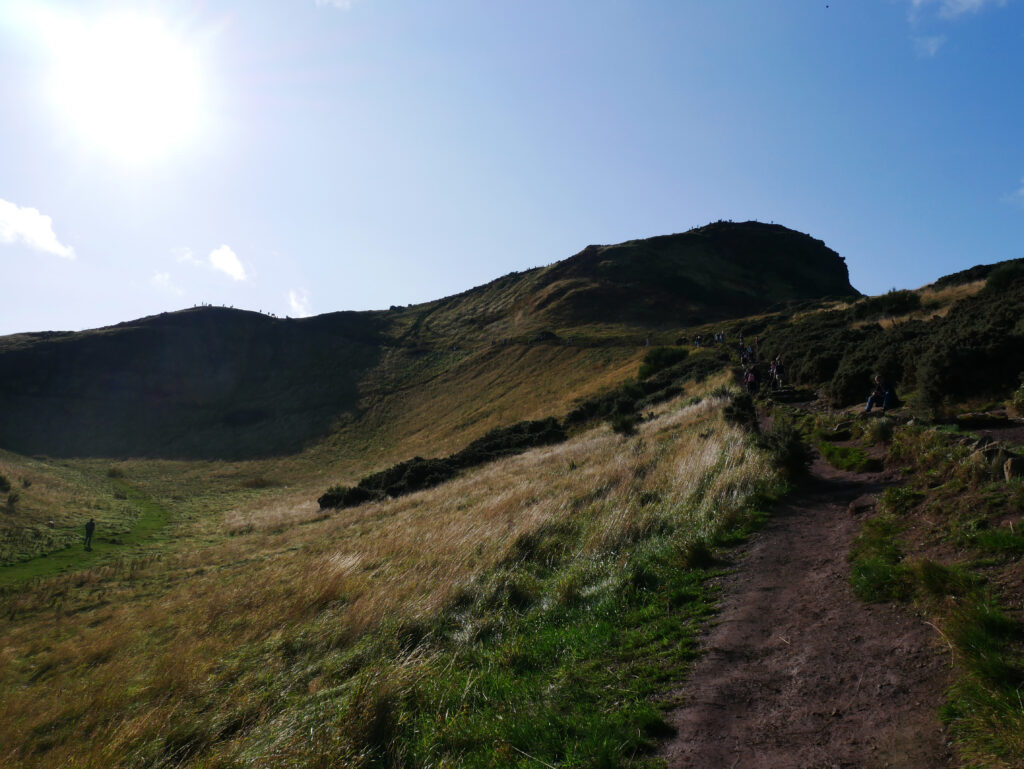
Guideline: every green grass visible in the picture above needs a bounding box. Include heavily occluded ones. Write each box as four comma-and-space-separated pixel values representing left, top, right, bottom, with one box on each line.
941, 600, 1024, 768
848, 424, 1024, 768
816, 441, 882, 473
370, 549, 714, 768
196, 508, 771, 768
848, 512, 912, 603
0, 480, 173, 588
970, 529, 1024, 557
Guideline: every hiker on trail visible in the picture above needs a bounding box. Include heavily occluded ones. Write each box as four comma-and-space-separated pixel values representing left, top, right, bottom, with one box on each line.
84, 518, 95, 550
864, 375, 894, 414
744, 368, 758, 395
771, 357, 785, 390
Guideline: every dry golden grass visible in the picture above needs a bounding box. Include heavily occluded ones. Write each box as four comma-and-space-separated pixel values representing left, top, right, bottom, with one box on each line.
0, 386, 773, 767
850, 279, 985, 330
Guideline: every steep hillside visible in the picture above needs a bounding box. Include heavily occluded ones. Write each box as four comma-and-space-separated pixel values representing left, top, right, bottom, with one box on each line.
0, 308, 386, 460
0, 222, 856, 461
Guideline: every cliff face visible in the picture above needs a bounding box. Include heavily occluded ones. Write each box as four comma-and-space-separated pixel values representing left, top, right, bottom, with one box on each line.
0, 308, 386, 459
0, 222, 859, 459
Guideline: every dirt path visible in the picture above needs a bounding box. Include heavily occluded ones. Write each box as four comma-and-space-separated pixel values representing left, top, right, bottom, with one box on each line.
660, 456, 956, 769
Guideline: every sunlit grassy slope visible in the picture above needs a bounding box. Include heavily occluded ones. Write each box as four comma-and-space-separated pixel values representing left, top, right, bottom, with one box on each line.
0, 379, 784, 768
0, 451, 150, 566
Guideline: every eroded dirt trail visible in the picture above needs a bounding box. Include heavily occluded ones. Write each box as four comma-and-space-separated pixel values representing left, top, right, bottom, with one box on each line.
661, 457, 956, 769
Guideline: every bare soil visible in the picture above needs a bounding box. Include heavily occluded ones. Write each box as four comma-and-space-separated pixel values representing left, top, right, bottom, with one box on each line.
660, 456, 957, 769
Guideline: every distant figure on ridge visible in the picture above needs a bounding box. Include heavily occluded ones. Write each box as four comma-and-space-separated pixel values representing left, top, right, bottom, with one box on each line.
84, 517, 95, 551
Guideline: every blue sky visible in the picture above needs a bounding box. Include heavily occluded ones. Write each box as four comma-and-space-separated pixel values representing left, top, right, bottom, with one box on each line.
2, 0, 1023, 335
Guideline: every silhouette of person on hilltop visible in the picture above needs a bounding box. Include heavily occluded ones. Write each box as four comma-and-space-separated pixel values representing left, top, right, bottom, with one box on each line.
85, 518, 95, 551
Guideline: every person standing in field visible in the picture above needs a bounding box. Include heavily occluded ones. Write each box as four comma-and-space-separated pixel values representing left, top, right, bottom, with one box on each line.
85, 518, 95, 550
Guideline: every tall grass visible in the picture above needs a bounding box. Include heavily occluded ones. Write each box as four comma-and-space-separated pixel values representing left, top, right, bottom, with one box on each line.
0, 392, 781, 767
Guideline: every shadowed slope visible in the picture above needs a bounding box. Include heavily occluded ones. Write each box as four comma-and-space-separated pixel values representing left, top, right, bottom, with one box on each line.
0, 308, 386, 460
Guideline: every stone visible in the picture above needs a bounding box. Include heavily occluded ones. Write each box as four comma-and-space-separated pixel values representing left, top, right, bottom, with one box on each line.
1005, 457, 1024, 481
848, 494, 877, 515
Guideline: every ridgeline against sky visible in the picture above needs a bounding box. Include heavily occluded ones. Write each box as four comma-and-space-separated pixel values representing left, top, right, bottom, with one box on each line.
0, 221, 856, 459
2, 1, 1023, 335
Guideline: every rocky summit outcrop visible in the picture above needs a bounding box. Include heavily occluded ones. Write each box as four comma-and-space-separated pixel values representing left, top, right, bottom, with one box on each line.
530, 221, 858, 326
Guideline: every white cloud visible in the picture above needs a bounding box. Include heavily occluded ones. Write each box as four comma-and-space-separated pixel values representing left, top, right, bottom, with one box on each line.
288, 289, 312, 318
913, 34, 947, 57
938, 0, 1007, 18
1010, 178, 1024, 207
315, 0, 354, 8
209, 245, 246, 281
909, 0, 1008, 19
173, 246, 202, 266
0, 198, 75, 258
151, 271, 183, 295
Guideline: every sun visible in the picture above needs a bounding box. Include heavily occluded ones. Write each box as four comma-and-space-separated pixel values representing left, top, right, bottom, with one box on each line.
46, 12, 203, 165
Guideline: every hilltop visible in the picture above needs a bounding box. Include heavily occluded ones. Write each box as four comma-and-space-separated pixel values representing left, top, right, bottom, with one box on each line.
0, 221, 857, 460
1, 226, 1023, 769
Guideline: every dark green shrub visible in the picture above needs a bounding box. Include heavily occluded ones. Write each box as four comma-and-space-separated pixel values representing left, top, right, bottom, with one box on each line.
1012, 373, 1024, 414
319, 418, 568, 509
984, 261, 1024, 294
638, 346, 688, 380
851, 289, 921, 320
0, 474, 9, 493
611, 414, 639, 436
756, 417, 812, 478
722, 393, 758, 431
679, 540, 716, 569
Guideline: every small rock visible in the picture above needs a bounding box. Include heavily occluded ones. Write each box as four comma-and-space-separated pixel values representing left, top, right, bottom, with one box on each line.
848, 494, 877, 515
1005, 457, 1024, 481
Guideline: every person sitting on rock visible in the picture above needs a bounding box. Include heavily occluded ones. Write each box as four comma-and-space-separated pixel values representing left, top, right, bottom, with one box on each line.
864, 375, 894, 414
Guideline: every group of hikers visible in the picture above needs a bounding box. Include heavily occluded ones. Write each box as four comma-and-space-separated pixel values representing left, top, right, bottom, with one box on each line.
742, 355, 785, 395
692, 329, 896, 413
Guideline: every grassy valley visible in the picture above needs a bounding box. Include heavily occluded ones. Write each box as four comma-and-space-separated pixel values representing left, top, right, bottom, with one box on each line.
1, 222, 1023, 767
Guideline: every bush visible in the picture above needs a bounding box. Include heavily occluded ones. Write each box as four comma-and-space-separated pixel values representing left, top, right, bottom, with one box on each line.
756, 417, 812, 479
851, 289, 922, 320
1011, 373, 1024, 414
984, 261, 1024, 294
0, 474, 9, 493
723, 393, 758, 431
864, 417, 895, 444
638, 347, 688, 380
319, 418, 568, 509
761, 276, 1024, 408
610, 414, 639, 436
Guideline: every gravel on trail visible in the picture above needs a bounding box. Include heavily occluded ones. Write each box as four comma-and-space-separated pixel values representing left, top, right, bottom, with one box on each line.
660, 455, 957, 769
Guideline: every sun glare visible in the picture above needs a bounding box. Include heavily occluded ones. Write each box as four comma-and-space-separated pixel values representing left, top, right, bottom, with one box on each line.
45, 12, 203, 165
